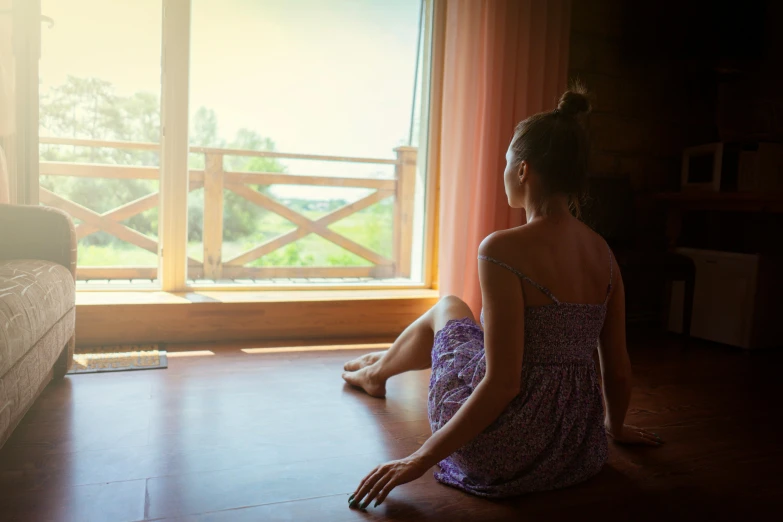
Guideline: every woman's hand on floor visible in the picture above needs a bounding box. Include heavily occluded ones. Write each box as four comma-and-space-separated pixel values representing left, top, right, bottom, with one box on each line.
349, 455, 430, 510
606, 424, 664, 446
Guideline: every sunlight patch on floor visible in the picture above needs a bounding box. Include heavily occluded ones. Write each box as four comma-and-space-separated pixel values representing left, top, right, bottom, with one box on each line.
242, 343, 390, 354
167, 350, 216, 358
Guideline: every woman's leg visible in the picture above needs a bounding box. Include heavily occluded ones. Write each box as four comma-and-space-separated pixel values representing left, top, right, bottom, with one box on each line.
342, 295, 474, 397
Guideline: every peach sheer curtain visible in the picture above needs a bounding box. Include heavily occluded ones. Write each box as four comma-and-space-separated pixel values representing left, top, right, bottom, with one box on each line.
437, 0, 572, 315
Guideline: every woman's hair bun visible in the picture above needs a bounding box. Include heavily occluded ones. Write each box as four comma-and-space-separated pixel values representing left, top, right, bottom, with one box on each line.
556, 82, 591, 118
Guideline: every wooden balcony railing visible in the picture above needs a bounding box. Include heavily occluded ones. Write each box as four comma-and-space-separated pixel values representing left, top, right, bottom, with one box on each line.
39, 137, 417, 283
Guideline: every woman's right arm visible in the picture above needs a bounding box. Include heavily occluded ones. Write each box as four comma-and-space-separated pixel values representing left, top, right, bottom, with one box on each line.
598, 255, 663, 446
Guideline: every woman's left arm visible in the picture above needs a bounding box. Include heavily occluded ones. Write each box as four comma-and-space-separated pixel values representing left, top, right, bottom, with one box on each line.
350, 239, 525, 509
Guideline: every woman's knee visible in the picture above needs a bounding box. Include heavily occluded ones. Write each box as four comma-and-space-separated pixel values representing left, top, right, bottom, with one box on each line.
432, 295, 474, 330
439, 294, 465, 308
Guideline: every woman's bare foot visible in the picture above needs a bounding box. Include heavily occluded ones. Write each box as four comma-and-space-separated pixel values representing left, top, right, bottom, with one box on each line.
343, 351, 386, 372
342, 366, 387, 398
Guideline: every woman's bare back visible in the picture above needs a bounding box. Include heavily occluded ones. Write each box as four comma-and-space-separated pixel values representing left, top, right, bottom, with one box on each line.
484, 216, 612, 307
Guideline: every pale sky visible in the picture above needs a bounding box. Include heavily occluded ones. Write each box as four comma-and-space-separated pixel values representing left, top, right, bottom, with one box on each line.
39, 0, 424, 171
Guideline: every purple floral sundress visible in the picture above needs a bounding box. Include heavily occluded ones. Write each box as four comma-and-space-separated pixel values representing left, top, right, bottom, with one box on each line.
427, 251, 612, 497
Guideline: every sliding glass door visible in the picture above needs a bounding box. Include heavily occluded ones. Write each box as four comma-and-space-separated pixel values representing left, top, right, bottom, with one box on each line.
32, 0, 436, 290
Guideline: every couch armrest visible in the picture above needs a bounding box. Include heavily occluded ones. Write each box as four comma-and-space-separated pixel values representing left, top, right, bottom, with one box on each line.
0, 204, 77, 279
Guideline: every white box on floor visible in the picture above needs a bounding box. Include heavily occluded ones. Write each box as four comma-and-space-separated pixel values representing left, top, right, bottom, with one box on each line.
668, 248, 782, 349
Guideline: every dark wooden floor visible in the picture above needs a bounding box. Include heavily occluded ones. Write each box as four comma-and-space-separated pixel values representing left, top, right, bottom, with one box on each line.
1, 332, 781, 521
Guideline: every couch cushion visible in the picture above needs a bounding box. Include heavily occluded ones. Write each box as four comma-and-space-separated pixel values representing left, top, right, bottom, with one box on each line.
0, 260, 75, 376
0, 308, 75, 447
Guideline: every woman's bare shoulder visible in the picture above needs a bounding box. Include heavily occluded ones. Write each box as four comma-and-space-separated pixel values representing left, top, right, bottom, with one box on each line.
479, 218, 605, 262
478, 226, 535, 259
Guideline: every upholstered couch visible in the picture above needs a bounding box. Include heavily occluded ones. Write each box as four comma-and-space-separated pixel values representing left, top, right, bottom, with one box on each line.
0, 204, 76, 448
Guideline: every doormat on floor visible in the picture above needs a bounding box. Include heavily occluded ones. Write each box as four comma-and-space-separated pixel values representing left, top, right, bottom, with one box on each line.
67, 345, 167, 374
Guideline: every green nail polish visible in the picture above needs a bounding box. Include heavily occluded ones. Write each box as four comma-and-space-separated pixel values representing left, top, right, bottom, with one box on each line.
361, 501, 369, 509
374, 500, 380, 507
348, 494, 354, 503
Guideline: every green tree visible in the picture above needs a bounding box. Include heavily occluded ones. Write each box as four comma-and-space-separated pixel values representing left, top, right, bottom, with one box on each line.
222, 128, 285, 241
191, 106, 222, 148
185, 108, 286, 242
39, 79, 287, 246
39, 76, 160, 245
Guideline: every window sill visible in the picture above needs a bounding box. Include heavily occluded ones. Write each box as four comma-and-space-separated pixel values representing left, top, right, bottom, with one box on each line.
75, 289, 439, 347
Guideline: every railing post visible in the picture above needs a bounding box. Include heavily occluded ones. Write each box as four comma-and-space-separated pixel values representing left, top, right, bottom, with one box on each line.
203, 153, 224, 280
393, 146, 417, 279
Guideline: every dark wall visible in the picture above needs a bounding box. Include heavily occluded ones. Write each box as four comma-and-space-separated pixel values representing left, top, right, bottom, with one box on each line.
568, 0, 782, 322
714, 2, 783, 143
570, 0, 783, 196
569, 0, 717, 192
704, 1, 783, 256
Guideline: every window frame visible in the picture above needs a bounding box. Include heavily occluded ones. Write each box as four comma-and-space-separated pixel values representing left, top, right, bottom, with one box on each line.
37, 0, 445, 293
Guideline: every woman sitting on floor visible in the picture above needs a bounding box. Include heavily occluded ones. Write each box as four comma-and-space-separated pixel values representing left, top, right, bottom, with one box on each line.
342, 86, 662, 510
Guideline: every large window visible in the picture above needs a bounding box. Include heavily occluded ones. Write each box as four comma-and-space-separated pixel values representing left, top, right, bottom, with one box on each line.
37, 0, 434, 290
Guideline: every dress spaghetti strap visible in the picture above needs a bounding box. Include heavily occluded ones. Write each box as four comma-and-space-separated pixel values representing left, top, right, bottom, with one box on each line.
478, 254, 560, 305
